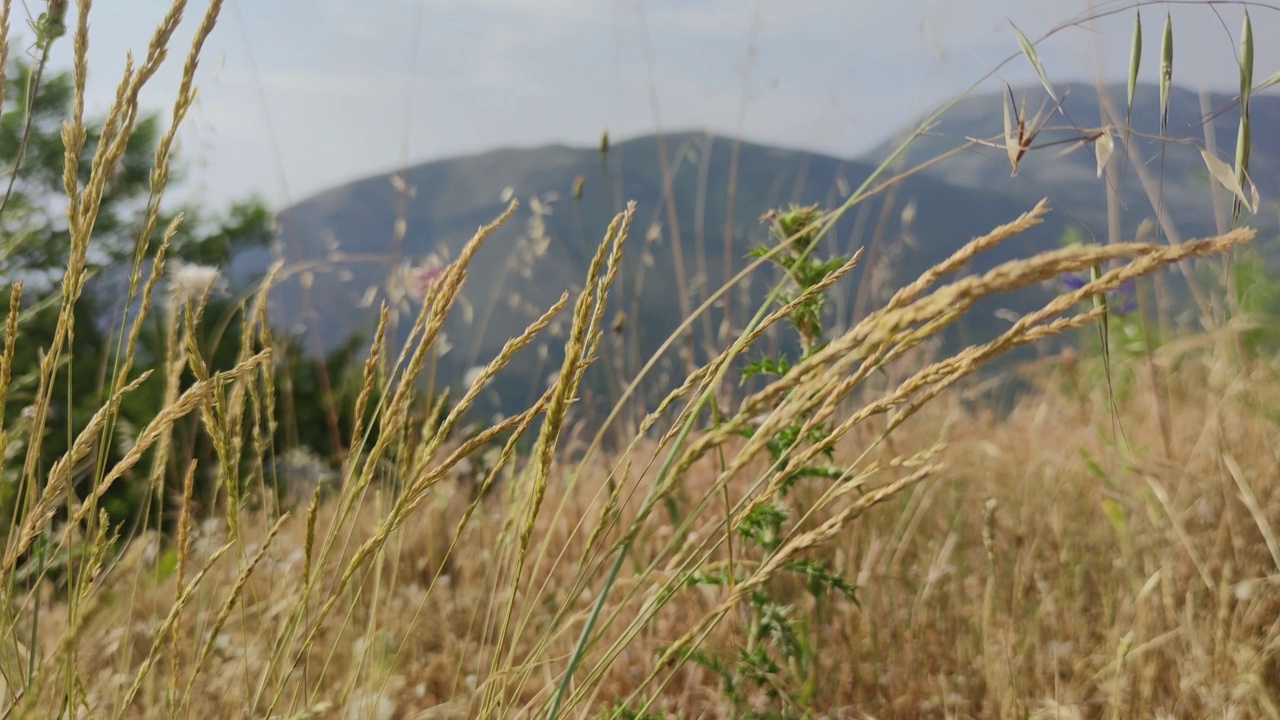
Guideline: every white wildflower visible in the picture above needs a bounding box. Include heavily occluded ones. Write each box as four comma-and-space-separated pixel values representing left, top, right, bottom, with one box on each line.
449, 457, 474, 479
1234, 579, 1256, 601
169, 262, 223, 307
526, 215, 548, 243
463, 366, 486, 389
345, 692, 394, 720
530, 233, 551, 257
199, 517, 224, 537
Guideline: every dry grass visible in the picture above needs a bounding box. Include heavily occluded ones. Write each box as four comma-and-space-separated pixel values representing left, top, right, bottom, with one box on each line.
15, 351, 1278, 719
0, 2, 1277, 719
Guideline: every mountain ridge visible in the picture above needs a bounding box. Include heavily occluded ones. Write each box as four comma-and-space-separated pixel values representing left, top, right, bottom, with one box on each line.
229, 81, 1276, 417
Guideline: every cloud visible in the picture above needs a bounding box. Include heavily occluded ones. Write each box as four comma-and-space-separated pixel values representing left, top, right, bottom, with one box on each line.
88, 0, 1280, 212
253, 70, 388, 97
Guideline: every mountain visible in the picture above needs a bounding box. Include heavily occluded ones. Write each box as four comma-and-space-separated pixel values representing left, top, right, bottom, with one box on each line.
229, 82, 1279, 418
230, 133, 1078, 417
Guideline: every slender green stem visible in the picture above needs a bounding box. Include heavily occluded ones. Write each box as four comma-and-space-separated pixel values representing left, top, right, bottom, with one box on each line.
0, 40, 52, 223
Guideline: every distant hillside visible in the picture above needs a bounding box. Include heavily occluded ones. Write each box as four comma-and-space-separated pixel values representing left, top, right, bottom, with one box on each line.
229, 81, 1280, 418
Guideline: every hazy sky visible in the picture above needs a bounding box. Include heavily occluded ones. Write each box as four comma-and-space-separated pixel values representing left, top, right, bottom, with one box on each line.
56, 0, 1279, 209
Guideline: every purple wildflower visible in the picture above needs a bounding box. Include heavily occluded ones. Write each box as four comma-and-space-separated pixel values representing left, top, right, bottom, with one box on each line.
404, 257, 446, 303
1060, 273, 1138, 315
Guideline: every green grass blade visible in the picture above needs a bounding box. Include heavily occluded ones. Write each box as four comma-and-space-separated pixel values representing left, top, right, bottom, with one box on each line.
1159, 12, 1173, 137
1127, 9, 1142, 126
1233, 11, 1253, 227
1256, 68, 1280, 94
1011, 22, 1056, 102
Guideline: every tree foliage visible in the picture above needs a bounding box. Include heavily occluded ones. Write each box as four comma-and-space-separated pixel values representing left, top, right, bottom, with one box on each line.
0, 57, 283, 538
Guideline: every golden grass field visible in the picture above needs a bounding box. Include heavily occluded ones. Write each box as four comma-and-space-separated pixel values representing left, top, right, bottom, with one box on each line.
1, 1, 1277, 719
14, 349, 1274, 719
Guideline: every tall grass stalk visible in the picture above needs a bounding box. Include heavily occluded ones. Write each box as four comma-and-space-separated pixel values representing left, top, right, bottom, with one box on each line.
0, 2, 1274, 719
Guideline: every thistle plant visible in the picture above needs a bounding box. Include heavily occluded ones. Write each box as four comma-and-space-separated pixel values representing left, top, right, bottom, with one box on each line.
681, 205, 857, 718
28, 1, 68, 55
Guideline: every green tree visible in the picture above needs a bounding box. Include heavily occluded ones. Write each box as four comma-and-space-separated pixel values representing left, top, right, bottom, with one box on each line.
0, 56, 274, 539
